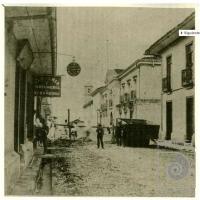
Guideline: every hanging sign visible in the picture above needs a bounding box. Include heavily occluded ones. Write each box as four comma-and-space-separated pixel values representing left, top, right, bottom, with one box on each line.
34, 76, 61, 97
67, 62, 81, 76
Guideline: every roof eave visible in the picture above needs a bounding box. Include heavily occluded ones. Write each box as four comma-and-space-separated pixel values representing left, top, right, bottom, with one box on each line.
145, 12, 195, 55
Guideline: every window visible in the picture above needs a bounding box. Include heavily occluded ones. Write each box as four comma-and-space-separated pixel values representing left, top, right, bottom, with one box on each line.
87, 88, 91, 94
133, 76, 137, 83
186, 43, 193, 68
130, 90, 136, 100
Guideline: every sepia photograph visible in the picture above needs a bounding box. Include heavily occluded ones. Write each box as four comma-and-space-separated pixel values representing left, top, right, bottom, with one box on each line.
4, 5, 196, 197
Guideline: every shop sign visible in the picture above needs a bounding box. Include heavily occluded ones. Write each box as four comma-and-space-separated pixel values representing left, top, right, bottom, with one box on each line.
34, 76, 61, 97
67, 62, 81, 76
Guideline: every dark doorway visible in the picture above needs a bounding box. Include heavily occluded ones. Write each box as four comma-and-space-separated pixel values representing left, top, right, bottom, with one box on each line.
26, 82, 34, 140
186, 97, 194, 142
166, 101, 172, 140
14, 62, 26, 152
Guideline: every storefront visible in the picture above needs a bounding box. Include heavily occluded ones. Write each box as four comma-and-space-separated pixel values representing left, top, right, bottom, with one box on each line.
5, 7, 57, 194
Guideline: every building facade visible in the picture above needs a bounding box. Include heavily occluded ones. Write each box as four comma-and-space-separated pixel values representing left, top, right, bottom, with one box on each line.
145, 12, 195, 144
117, 56, 161, 126
5, 7, 57, 194
100, 69, 123, 128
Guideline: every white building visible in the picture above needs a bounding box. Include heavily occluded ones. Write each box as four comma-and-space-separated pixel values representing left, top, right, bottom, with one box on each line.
117, 56, 161, 126
100, 69, 123, 128
145, 12, 195, 144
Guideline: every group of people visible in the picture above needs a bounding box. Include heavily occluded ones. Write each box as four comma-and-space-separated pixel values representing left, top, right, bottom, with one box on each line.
95, 123, 126, 149
33, 111, 56, 154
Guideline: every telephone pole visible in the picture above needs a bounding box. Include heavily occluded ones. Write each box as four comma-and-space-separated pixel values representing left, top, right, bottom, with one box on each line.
68, 109, 71, 139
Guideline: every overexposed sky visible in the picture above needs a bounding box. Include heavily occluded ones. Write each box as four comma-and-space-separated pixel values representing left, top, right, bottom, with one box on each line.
51, 6, 194, 121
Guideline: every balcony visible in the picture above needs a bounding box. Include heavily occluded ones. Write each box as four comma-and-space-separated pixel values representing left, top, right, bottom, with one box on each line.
162, 77, 171, 93
124, 93, 130, 103
100, 103, 107, 111
130, 90, 136, 101
182, 68, 193, 88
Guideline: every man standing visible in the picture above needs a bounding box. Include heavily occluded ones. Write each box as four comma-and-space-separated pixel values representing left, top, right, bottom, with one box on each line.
96, 124, 104, 149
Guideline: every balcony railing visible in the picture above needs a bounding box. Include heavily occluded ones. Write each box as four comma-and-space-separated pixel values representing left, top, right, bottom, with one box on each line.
182, 68, 193, 88
162, 77, 171, 93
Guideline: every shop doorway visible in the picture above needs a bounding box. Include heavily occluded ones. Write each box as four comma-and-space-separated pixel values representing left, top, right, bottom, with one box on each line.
186, 97, 194, 142
14, 63, 26, 152
166, 101, 172, 140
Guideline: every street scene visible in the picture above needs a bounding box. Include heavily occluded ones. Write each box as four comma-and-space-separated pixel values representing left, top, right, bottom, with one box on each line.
4, 6, 195, 197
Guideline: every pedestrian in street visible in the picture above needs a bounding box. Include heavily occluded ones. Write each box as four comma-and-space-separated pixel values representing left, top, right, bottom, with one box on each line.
121, 126, 126, 147
96, 124, 104, 149
115, 121, 122, 146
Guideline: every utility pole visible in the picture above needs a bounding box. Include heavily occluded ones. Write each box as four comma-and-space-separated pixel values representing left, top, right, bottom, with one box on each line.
68, 109, 71, 139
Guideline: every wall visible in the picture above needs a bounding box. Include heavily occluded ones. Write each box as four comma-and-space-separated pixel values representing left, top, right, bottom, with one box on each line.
4, 21, 20, 194
140, 64, 161, 99
161, 37, 194, 143
136, 102, 161, 125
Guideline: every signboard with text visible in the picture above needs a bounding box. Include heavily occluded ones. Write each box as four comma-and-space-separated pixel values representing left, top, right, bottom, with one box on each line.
34, 76, 61, 97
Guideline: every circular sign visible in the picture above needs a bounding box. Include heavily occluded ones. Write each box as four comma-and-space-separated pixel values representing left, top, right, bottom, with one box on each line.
67, 62, 81, 76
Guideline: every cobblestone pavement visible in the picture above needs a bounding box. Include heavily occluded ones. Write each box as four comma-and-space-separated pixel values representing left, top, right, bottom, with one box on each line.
52, 136, 195, 197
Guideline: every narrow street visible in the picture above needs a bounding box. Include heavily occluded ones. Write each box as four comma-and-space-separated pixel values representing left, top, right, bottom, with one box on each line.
5, 7, 196, 197
50, 131, 195, 197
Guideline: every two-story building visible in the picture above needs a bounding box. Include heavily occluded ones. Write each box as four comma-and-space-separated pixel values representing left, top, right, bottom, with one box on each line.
145, 12, 195, 144
117, 56, 161, 127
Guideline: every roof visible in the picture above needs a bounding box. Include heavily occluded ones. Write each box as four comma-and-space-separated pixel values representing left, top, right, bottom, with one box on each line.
90, 86, 106, 96
117, 56, 161, 80
145, 12, 195, 55
105, 68, 124, 84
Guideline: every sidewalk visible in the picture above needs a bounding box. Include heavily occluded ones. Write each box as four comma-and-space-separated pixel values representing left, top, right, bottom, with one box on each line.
10, 148, 43, 196
156, 140, 195, 153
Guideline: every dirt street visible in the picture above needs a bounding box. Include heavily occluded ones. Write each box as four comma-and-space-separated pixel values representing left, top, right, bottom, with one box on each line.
52, 135, 195, 197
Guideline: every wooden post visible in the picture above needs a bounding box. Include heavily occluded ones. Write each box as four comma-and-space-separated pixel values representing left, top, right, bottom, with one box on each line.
68, 109, 71, 139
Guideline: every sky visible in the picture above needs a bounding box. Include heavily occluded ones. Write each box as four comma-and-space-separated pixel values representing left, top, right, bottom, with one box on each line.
51, 6, 194, 122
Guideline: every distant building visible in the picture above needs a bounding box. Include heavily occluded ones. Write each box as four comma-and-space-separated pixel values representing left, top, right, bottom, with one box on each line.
145, 12, 195, 144
83, 85, 93, 104
117, 56, 161, 126
91, 86, 106, 126
100, 69, 124, 128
